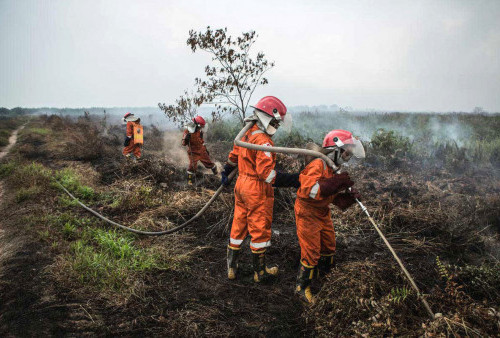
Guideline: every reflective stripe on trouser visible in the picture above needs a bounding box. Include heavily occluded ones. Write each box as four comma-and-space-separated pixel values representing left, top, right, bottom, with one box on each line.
187, 150, 215, 172
229, 176, 274, 251
123, 142, 142, 158
295, 199, 336, 266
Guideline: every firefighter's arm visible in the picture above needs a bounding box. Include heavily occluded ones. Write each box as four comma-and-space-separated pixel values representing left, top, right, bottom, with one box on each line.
317, 172, 354, 197
255, 142, 276, 184
297, 160, 328, 200
221, 144, 239, 186
182, 130, 191, 146
227, 144, 239, 167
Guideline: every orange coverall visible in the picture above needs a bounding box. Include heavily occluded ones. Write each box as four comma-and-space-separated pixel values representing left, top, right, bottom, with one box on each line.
228, 124, 277, 252
123, 121, 143, 158
182, 130, 215, 173
295, 158, 336, 267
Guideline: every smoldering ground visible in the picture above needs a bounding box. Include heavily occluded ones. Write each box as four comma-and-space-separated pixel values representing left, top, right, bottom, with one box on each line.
0, 113, 498, 336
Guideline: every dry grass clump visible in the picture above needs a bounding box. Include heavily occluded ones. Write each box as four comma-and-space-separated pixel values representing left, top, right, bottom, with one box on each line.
63, 121, 115, 161
307, 261, 419, 336
307, 260, 500, 336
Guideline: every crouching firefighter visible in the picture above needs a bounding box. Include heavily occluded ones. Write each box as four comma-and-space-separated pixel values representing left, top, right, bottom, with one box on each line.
221, 96, 300, 283
182, 116, 217, 185
123, 112, 143, 160
295, 130, 365, 303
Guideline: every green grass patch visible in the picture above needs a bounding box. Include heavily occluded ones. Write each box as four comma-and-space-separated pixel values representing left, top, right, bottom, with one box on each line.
27, 127, 51, 135
58, 194, 80, 207
0, 161, 17, 178
62, 222, 77, 239
15, 186, 42, 203
54, 168, 96, 200
68, 228, 178, 291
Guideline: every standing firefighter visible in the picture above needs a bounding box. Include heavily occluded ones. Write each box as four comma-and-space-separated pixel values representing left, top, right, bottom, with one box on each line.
221, 96, 299, 282
123, 112, 143, 160
295, 130, 365, 303
182, 116, 218, 185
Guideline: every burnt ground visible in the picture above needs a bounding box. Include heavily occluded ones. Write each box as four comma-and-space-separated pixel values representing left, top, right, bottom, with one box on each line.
0, 121, 310, 337
0, 116, 499, 336
0, 186, 308, 336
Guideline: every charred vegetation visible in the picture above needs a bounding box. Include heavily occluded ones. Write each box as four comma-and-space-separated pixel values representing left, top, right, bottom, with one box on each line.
0, 113, 498, 336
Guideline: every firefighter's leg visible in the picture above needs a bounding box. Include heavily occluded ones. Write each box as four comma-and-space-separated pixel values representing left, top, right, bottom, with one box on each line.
187, 155, 198, 185
318, 221, 336, 278
199, 151, 217, 174
296, 262, 316, 304
227, 245, 240, 280
123, 141, 135, 157
295, 205, 321, 302
227, 183, 249, 279
133, 144, 142, 159
247, 192, 277, 282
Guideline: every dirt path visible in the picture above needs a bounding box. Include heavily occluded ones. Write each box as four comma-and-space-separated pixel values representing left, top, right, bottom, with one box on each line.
0, 125, 24, 160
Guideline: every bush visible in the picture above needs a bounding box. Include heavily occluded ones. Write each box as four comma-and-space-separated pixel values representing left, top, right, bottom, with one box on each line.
205, 119, 241, 142
370, 128, 413, 157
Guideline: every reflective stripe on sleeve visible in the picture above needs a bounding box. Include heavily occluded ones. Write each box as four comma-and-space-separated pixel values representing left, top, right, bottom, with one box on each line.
250, 240, 271, 248
309, 182, 320, 199
251, 130, 265, 135
227, 159, 237, 166
265, 169, 276, 183
230, 238, 244, 245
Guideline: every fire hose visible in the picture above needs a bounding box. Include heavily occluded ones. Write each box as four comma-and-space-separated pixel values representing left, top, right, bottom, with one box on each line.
56, 169, 237, 236
234, 121, 435, 319
59, 120, 434, 318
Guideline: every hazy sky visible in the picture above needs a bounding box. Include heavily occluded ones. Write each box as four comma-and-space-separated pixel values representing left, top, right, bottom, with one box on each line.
1, 0, 499, 111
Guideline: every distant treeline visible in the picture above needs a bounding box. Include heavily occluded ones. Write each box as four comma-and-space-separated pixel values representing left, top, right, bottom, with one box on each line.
0, 107, 164, 116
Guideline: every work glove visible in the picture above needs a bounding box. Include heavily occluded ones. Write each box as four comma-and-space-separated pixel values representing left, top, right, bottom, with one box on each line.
332, 188, 361, 211
221, 163, 236, 186
273, 172, 300, 188
124, 136, 131, 146
317, 172, 354, 197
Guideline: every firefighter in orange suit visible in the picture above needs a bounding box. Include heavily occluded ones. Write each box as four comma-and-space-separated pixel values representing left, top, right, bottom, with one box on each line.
182, 116, 217, 185
221, 96, 300, 283
295, 130, 365, 303
123, 112, 143, 159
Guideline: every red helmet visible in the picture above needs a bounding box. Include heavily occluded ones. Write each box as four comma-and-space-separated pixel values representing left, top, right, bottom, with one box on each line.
193, 116, 206, 126
323, 129, 365, 160
124, 112, 132, 119
251, 96, 287, 119
323, 130, 354, 148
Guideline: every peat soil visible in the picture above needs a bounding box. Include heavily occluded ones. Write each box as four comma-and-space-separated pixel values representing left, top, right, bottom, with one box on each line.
0, 123, 311, 336
1, 117, 499, 336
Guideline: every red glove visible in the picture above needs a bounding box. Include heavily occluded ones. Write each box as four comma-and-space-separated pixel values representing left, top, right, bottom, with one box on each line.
332, 188, 361, 211
318, 172, 354, 197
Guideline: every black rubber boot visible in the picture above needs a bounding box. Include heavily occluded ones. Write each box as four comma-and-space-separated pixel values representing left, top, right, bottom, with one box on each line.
296, 262, 315, 304
211, 166, 218, 175
317, 254, 335, 279
227, 246, 240, 280
252, 250, 278, 283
